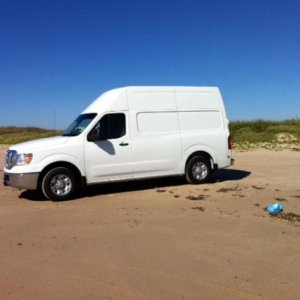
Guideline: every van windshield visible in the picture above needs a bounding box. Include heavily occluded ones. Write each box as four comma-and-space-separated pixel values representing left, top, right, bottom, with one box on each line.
62, 113, 97, 136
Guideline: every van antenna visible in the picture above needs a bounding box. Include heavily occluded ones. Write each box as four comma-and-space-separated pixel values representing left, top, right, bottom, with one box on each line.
53, 108, 56, 131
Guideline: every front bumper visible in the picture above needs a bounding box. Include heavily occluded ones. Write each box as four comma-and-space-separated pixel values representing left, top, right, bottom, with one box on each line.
3, 172, 39, 190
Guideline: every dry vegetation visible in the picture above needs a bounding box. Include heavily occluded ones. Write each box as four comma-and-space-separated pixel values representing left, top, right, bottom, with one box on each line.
0, 127, 61, 145
230, 119, 300, 151
0, 120, 300, 151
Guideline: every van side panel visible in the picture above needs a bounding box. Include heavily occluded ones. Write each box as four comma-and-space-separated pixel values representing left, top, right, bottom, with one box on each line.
127, 88, 182, 177
127, 87, 176, 111
178, 110, 222, 130
176, 87, 222, 110
175, 89, 230, 169
137, 112, 178, 133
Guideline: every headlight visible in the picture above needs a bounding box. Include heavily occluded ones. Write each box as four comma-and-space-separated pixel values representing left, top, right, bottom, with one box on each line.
5, 150, 33, 169
16, 153, 33, 166
5, 150, 17, 169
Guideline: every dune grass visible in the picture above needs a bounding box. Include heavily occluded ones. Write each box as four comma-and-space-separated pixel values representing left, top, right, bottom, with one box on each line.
0, 127, 61, 145
0, 120, 300, 151
229, 119, 300, 151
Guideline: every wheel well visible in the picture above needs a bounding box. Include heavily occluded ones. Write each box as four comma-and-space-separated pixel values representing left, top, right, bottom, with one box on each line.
38, 162, 83, 190
185, 151, 214, 171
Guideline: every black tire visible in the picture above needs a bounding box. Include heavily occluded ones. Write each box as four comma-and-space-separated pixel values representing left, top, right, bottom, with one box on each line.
185, 155, 212, 184
41, 167, 76, 201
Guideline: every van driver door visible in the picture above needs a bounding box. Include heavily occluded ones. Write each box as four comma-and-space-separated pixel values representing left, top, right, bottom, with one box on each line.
84, 112, 132, 183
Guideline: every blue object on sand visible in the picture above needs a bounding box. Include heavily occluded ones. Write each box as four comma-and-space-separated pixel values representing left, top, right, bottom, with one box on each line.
267, 203, 283, 214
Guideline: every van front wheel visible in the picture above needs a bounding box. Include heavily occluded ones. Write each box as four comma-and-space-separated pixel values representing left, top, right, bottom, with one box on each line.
41, 167, 76, 201
185, 155, 211, 184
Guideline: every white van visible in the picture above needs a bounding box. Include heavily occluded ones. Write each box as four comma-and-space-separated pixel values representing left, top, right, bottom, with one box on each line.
3, 86, 234, 200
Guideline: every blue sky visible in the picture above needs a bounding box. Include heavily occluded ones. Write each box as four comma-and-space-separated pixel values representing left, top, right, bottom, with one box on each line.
0, 0, 299, 129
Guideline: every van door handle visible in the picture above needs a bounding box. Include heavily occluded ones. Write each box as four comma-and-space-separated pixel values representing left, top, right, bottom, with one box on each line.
119, 142, 129, 146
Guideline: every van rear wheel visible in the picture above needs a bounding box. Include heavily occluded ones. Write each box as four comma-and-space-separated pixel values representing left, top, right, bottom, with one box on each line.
186, 155, 211, 184
41, 167, 76, 201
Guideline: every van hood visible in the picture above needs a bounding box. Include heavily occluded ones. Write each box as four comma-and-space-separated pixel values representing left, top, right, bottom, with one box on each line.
9, 136, 69, 152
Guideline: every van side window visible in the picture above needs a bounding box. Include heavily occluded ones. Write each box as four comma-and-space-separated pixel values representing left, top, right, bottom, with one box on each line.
89, 113, 126, 141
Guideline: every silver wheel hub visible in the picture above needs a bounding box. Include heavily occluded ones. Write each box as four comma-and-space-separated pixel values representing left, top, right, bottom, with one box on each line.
192, 162, 208, 180
50, 174, 72, 196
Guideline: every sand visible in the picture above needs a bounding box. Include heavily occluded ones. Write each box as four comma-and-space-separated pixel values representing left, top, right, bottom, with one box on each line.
0, 149, 299, 300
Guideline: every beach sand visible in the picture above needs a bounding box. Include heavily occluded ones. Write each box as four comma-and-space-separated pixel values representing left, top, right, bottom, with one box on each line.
0, 149, 299, 300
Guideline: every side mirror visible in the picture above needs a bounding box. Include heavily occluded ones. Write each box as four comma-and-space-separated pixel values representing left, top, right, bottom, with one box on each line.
87, 129, 99, 142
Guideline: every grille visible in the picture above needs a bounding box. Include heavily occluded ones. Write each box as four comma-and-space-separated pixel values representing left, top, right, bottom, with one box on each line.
5, 150, 17, 170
